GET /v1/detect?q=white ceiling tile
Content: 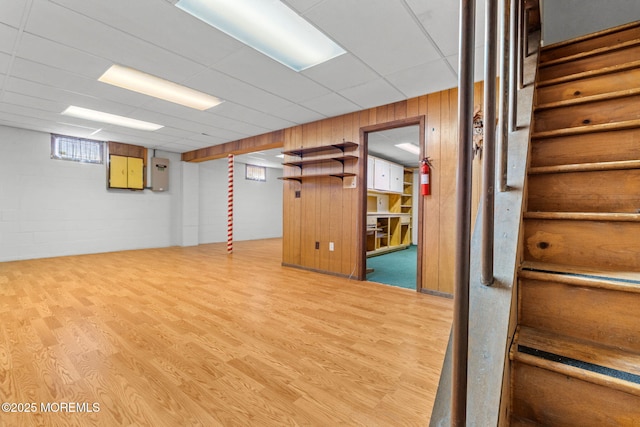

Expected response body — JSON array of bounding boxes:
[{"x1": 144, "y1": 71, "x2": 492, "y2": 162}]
[
  {"x1": 213, "y1": 47, "x2": 331, "y2": 103},
  {"x1": 385, "y1": 59, "x2": 457, "y2": 98},
  {"x1": 302, "y1": 53, "x2": 378, "y2": 92},
  {"x1": 153, "y1": 141, "x2": 202, "y2": 153},
  {"x1": 411, "y1": 0, "x2": 486, "y2": 57},
  {"x1": 6, "y1": 63, "x2": 149, "y2": 114},
  {"x1": 187, "y1": 68, "x2": 298, "y2": 113},
  {"x1": 273, "y1": 103, "x2": 325, "y2": 125},
  {"x1": 306, "y1": 0, "x2": 440, "y2": 75},
  {"x1": 0, "y1": 23, "x2": 18, "y2": 54},
  {"x1": 3, "y1": 90, "x2": 66, "y2": 114},
  {"x1": 446, "y1": 46, "x2": 486, "y2": 83},
  {"x1": 339, "y1": 78, "x2": 405, "y2": 110},
  {"x1": 49, "y1": 0, "x2": 243, "y2": 67},
  {"x1": 0, "y1": 2, "x2": 26, "y2": 28},
  {"x1": 299, "y1": 92, "x2": 361, "y2": 118},
  {"x1": 0, "y1": 52, "x2": 10, "y2": 74},
  {"x1": 25, "y1": 0, "x2": 206, "y2": 82},
  {"x1": 214, "y1": 102, "x2": 296, "y2": 131},
  {"x1": 284, "y1": 0, "x2": 326, "y2": 14},
  {"x1": 16, "y1": 32, "x2": 110, "y2": 78}
]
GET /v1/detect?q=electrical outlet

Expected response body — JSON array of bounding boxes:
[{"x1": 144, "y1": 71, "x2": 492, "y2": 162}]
[
  {"x1": 343, "y1": 176, "x2": 357, "y2": 189},
  {"x1": 315, "y1": 241, "x2": 320, "y2": 250},
  {"x1": 329, "y1": 242, "x2": 334, "y2": 251}
]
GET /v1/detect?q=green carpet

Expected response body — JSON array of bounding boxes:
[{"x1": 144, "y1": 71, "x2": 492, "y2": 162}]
[{"x1": 366, "y1": 245, "x2": 417, "y2": 290}]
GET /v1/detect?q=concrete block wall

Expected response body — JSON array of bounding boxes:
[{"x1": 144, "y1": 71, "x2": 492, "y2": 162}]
[
  {"x1": 0, "y1": 125, "x2": 180, "y2": 261},
  {"x1": 198, "y1": 157, "x2": 283, "y2": 244},
  {"x1": 0, "y1": 125, "x2": 283, "y2": 262}
]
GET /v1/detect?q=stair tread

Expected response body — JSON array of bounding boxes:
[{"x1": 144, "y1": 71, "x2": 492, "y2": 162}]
[
  {"x1": 540, "y1": 39, "x2": 640, "y2": 68},
  {"x1": 532, "y1": 118, "x2": 640, "y2": 139},
  {"x1": 536, "y1": 87, "x2": 640, "y2": 111},
  {"x1": 512, "y1": 347, "x2": 640, "y2": 398},
  {"x1": 529, "y1": 159, "x2": 640, "y2": 174},
  {"x1": 520, "y1": 261, "x2": 640, "y2": 285},
  {"x1": 536, "y1": 59, "x2": 640, "y2": 87},
  {"x1": 524, "y1": 212, "x2": 640, "y2": 222},
  {"x1": 509, "y1": 416, "x2": 543, "y2": 427},
  {"x1": 516, "y1": 326, "x2": 640, "y2": 379}
]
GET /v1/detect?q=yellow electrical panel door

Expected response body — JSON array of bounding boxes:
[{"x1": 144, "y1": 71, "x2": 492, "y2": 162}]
[
  {"x1": 110, "y1": 155, "x2": 128, "y2": 188},
  {"x1": 127, "y1": 157, "x2": 144, "y2": 190}
]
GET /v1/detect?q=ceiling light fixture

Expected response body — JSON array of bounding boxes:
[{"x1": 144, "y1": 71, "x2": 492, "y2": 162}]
[
  {"x1": 61, "y1": 106, "x2": 164, "y2": 131},
  {"x1": 395, "y1": 142, "x2": 420, "y2": 155},
  {"x1": 99, "y1": 64, "x2": 223, "y2": 110},
  {"x1": 175, "y1": 0, "x2": 346, "y2": 72}
]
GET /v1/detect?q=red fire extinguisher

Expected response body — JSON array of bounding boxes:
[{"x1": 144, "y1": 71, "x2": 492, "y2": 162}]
[{"x1": 420, "y1": 157, "x2": 432, "y2": 196}]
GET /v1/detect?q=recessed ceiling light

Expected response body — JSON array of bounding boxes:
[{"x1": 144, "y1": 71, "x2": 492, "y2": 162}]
[
  {"x1": 175, "y1": 0, "x2": 346, "y2": 72},
  {"x1": 61, "y1": 106, "x2": 163, "y2": 131},
  {"x1": 99, "y1": 65, "x2": 223, "y2": 111},
  {"x1": 395, "y1": 142, "x2": 420, "y2": 155}
]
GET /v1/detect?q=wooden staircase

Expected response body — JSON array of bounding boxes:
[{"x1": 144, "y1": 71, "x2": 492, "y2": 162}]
[{"x1": 509, "y1": 21, "x2": 640, "y2": 426}]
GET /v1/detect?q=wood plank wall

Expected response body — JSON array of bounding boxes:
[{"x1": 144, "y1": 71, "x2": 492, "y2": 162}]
[
  {"x1": 282, "y1": 83, "x2": 484, "y2": 295},
  {"x1": 182, "y1": 83, "x2": 484, "y2": 295}
]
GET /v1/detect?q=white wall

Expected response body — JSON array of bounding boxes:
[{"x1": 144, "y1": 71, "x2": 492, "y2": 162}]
[
  {"x1": 0, "y1": 125, "x2": 182, "y2": 262},
  {"x1": 541, "y1": 0, "x2": 640, "y2": 45},
  {"x1": 199, "y1": 158, "x2": 283, "y2": 244}
]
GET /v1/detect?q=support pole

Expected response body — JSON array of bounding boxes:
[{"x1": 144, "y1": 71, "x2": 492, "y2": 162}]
[
  {"x1": 509, "y1": 0, "x2": 518, "y2": 131},
  {"x1": 227, "y1": 154, "x2": 234, "y2": 254},
  {"x1": 453, "y1": 0, "x2": 475, "y2": 424},
  {"x1": 481, "y1": 0, "x2": 498, "y2": 286},
  {"x1": 499, "y1": 0, "x2": 511, "y2": 192}
]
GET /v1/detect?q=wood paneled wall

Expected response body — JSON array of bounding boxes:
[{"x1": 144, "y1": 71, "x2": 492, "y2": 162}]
[
  {"x1": 183, "y1": 84, "x2": 484, "y2": 295},
  {"x1": 282, "y1": 83, "x2": 484, "y2": 295}
]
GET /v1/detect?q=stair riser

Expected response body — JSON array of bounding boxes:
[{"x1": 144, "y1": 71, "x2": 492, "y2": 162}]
[
  {"x1": 538, "y1": 44, "x2": 640, "y2": 82},
  {"x1": 531, "y1": 128, "x2": 640, "y2": 167},
  {"x1": 520, "y1": 278, "x2": 640, "y2": 353},
  {"x1": 512, "y1": 361, "x2": 640, "y2": 426},
  {"x1": 540, "y1": 24, "x2": 640, "y2": 63},
  {"x1": 527, "y1": 169, "x2": 640, "y2": 213},
  {"x1": 534, "y1": 94, "x2": 640, "y2": 133},
  {"x1": 523, "y1": 219, "x2": 640, "y2": 271},
  {"x1": 536, "y1": 67, "x2": 640, "y2": 105}
]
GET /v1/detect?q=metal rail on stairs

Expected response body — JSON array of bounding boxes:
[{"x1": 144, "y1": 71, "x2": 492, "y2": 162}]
[{"x1": 452, "y1": 0, "x2": 534, "y2": 424}]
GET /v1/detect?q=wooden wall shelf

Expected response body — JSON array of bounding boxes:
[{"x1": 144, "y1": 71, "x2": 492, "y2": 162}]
[
  {"x1": 282, "y1": 141, "x2": 357, "y2": 157},
  {"x1": 279, "y1": 172, "x2": 356, "y2": 182},
  {"x1": 283, "y1": 155, "x2": 358, "y2": 168},
  {"x1": 281, "y1": 141, "x2": 358, "y2": 182}
]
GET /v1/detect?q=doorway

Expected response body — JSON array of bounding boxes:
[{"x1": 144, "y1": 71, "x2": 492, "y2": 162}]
[{"x1": 360, "y1": 118, "x2": 425, "y2": 291}]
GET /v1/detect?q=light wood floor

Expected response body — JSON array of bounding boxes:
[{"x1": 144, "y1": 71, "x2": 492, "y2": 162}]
[{"x1": 0, "y1": 239, "x2": 453, "y2": 426}]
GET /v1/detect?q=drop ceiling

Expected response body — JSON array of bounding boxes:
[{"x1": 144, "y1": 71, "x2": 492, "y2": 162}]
[{"x1": 0, "y1": 0, "x2": 491, "y2": 154}]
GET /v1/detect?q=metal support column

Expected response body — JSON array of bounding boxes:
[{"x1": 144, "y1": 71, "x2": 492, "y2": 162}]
[
  {"x1": 481, "y1": 0, "x2": 498, "y2": 286},
  {"x1": 499, "y1": 0, "x2": 511, "y2": 191},
  {"x1": 453, "y1": 0, "x2": 475, "y2": 424},
  {"x1": 509, "y1": 0, "x2": 518, "y2": 131}
]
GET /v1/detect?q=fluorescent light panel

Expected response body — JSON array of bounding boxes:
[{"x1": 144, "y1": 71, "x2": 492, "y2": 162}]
[
  {"x1": 175, "y1": 0, "x2": 346, "y2": 71},
  {"x1": 62, "y1": 106, "x2": 163, "y2": 131},
  {"x1": 99, "y1": 65, "x2": 223, "y2": 110},
  {"x1": 395, "y1": 142, "x2": 420, "y2": 155}
]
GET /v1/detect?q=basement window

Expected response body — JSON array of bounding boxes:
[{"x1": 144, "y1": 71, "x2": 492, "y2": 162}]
[
  {"x1": 51, "y1": 134, "x2": 104, "y2": 164},
  {"x1": 245, "y1": 164, "x2": 266, "y2": 182}
]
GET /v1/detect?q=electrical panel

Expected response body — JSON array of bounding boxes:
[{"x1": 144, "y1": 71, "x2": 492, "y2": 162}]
[{"x1": 151, "y1": 157, "x2": 169, "y2": 192}]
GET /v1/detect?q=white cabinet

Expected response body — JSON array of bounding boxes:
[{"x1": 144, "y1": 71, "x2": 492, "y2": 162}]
[
  {"x1": 367, "y1": 156, "x2": 375, "y2": 189},
  {"x1": 368, "y1": 156, "x2": 403, "y2": 193},
  {"x1": 373, "y1": 157, "x2": 390, "y2": 191},
  {"x1": 389, "y1": 162, "x2": 404, "y2": 193}
]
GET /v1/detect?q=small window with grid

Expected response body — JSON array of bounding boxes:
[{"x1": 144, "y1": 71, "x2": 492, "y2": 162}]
[
  {"x1": 51, "y1": 134, "x2": 104, "y2": 164},
  {"x1": 245, "y1": 164, "x2": 266, "y2": 181}
]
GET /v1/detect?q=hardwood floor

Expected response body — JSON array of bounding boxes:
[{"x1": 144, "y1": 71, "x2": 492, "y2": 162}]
[{"x1": 0, "y1": 239, "x2": 453, "y2": 426}]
